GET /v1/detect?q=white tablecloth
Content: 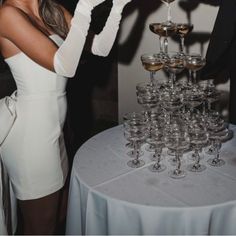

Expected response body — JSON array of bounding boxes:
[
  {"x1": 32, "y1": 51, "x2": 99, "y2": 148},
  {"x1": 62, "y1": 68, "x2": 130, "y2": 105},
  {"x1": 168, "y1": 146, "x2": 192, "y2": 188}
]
[{"x1": 66, "y1": 124, "x2": 236, "y2": 235}]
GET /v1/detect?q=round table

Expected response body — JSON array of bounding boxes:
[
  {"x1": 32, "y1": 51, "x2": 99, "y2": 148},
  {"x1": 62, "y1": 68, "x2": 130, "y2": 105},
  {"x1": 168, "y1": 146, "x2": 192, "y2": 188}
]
[{"x1": 66, "y1": 124, "x2": 236, "y2": 235}]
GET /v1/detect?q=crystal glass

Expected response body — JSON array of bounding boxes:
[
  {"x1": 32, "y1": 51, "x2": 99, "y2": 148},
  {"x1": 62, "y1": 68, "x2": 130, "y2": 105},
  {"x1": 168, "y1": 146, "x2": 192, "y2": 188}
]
[
  {"x1": 141, "y1": 53, "x2": 165, "y2": 86},
  {"x1": 149, "y1": 22, "x2": 177, "y2": 54},
  {"x1": 136, "y1": 82, "x2": 159, "y2": 115},
  {"x1": 146, "y1": 121, "x2": 166, "y2": 172},
  {"x1": 160, "y1": 90, "x2": 183, "y2": 128},
  {"x1": 176, "y1": 23, "x2": 193, "y2": 55},
  {"x1": 124, "y1": 118, "x2": 148, "y2": 168},
  {"x1": 207, "y1": 135, "x2": 225, "y2": 167},
  {"x1": 164, "y1": 51, "x2": 185, "y2": 90},
  {"x1": 184, "y1": 54, "x2": 206, "y2": 87},
  {"x1": 123, "y1": 111, "x2": 146, "y2": 148},
  {"x1": 198, "y1": 80, "x2": 221, "y2": 116},
  {"x1": 165, "y1": 131, "x2": 190, "y2": 179},
  {"x1": 205, "y1": 112, "x2": 232, "y2": 167},
  {"x1": 187, "y1": 122, "x2": 208, "y2": 172}
]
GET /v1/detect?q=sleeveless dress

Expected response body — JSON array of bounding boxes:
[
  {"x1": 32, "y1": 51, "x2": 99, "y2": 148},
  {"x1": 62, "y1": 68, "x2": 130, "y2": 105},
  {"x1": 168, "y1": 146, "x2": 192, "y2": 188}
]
[{"x1": 1, "y1": 35, "x2": 68, "y2": 200}]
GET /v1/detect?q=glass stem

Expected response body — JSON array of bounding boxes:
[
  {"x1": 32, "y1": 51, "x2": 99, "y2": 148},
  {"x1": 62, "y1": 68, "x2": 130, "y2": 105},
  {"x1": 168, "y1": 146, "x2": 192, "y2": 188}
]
[
  {"x1": 188, "y1": 70, "x2": 192, "y2": 86},
  {"x1": 180, "y1": 37, "x2": 185, "y2": 54},
  {"x1": 159, "y1": 36, "x2": 164, "y2": 53},
  {"x1": 193, "y1": 71, "x2": 197, "y2": 84},
  {"x1": 167, "y1": 4, "x2": 171, "y2": 22},
  {"x1": 150, "y1": 72, "x2": 155, "y2": 86},
  {"x1": 170, "y1": 73, "x2": 176, "y2": 89},
  {"x1": 164, "y1": 37, "x2": 168, "y2": 54},
  {"x1": 176, "y1": 152, "x2": 181, "y2": 172}
]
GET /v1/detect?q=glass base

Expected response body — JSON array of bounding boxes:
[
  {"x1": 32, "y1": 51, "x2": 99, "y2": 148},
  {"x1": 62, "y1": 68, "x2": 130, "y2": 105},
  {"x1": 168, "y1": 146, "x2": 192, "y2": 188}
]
[
  {"x1": 127, "y1": 159, "x2": 145, "y2": 168},
  {"x1": 127, "y1": 150, "x2": 144, "y2": 158},
  {"x1": 168, "y1": 169, "x2": 186, "y2": 179},
  {"x1": 149, "y1": 163, "x2": 166, "y2": 172},
  {"x1": 207, "y1": 158, "x2": 225, "y2": 167},
  {"x1": 187, "y1": 163, "x2": 206, "y2": 172}
]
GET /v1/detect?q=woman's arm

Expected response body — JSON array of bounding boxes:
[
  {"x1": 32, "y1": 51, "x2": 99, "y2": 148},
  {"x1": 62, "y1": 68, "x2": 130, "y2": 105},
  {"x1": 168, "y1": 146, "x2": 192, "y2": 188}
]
[
  {"x1": 91, "y1": 0, "x2": 132, "y2": 56},
  {"x1": 0, "y1": 0, "x2": 106, "y2": 78}
]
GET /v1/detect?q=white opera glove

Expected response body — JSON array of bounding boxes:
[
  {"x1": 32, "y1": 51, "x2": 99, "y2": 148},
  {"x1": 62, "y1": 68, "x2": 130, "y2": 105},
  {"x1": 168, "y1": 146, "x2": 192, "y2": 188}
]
[
  {"x1": 54, "y1": 0, "x2": 106, "y2": 77},
  {"x1": 91, "y1": 0, "x2": 132, "y2": 56}
]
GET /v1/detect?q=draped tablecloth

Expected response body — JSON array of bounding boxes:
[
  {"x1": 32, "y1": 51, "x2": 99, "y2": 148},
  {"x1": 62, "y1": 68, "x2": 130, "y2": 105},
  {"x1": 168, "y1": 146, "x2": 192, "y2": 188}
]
[{"x1": 66, "y1": 124, "x2": 236, "y2": 235}]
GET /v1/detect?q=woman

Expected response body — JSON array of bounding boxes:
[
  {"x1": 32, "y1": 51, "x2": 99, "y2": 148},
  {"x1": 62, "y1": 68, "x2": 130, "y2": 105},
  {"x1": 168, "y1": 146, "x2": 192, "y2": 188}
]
[{"x1": 0, "y1": 0, "x2": 131, "y2": 234}]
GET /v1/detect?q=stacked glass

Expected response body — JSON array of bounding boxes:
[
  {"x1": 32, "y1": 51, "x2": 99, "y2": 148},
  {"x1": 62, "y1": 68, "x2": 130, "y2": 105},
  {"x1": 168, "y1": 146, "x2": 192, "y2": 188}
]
[{"x1": 121, "y1": 0, "x2": 232, "y2": 178}]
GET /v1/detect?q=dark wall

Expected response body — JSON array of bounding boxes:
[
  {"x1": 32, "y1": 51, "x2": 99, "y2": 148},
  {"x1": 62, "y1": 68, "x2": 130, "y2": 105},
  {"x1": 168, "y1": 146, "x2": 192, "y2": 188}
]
[{"x1": 56, "y1": 0, "x2": 118, "y2": 160}]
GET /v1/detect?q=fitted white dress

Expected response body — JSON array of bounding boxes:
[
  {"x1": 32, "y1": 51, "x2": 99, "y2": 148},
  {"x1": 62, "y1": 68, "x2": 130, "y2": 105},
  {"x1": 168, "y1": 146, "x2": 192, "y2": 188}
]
[{"x1": 1, "y1": 35, "x2": 68, "y2": 200}]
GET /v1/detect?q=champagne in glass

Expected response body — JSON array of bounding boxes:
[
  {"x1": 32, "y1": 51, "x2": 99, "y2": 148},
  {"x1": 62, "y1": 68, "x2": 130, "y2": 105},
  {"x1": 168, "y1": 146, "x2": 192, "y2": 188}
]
[
  {"x1": 149, "y1": 22, "x2": 177, "y2": 54},
  {"x1": 184, "y1": 54, "x2": 206, "y2": 87},
  {"x1": 141, "y1": 53, "x2": 165, "y2": 86},
  {"x1": 164, "y1": 52, "x2": 185, "y2": 90},
  {"x1": 176, "y1": 23, "x2": 194, "y2": 55}
]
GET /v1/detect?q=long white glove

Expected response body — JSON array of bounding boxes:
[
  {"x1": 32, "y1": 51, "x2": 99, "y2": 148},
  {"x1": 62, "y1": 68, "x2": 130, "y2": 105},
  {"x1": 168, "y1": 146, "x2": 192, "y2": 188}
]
[
  {"x1": 91, "y1": 0, "x2": 132, "y2": 56},
  {"x1": 54, "y1": 0, "x2": 106, "y2": 77}
]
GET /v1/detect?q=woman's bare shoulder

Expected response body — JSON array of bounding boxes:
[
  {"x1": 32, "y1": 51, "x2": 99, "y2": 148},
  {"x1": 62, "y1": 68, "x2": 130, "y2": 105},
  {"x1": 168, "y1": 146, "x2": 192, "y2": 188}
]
[
  {"x1": 0, "y1": 5, "x2": 29, "y2": 36},
  {"x1": 0, "y1": 4, "x2": 26, "y2": 18}
]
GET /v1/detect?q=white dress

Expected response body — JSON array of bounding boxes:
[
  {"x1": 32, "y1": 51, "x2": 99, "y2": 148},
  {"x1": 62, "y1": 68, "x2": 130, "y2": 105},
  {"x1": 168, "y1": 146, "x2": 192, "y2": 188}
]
[{"x1": 1, "y1": 35, "x2": 68, "y2": 200}]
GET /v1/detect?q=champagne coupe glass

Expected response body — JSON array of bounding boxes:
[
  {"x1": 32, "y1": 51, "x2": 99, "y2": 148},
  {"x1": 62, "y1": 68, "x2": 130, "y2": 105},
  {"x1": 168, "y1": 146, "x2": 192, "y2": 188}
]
[
  {"x1": 182, "y1": 87, "x2": 204, "y2": 121},
  {"x1": 136, "y1": 82, "x2": 159, "y2": 119},
  {"x1": 149, "y1": 22, "x2": 177, "y2": 54},
  {"x1": 204, "y1": 111, "x2": 224, "y2": 155},
  {"x1": 147, "y1": 121, "x2": 166, "y2": 172},
  {"x1": 123, "y1": 111, "x2": 145, "y2": 149},
  {"x1": 207, "y1": 116, "x2": 230, "y2": 167},
  {"x1": 123, "y1": 111, "x2": 146, "y2": 157},
  {"x1": 176, "y1": 23, "x2": 194, "y2": 56},
  {"x1": 187, "y1": 122, "x2": 208, "y2": 172},
  {"x1": 165, "y1": 130, "x2": 190, "y2": 179},
  {"x1": 184, "y1": 54, "x2": 206, "y2": 88},
  {"x1": 164, "y1": 51, "x2": 185, "y2": 91},
  {"x1": 207, "y1": 131, "x2": 227, "y2": 167},
  {"x1": 161, "y1": 90, "x2": 183, "y2": 128},
  {"x1": 124, "y1": 117, "x2": 148, "y2": 168},
  {"x1": 198, "y1": 80, "x2": 221, "y2": 116},
  {"x1": 141, "y1": 53, "x2": 165, "y2": 86}
]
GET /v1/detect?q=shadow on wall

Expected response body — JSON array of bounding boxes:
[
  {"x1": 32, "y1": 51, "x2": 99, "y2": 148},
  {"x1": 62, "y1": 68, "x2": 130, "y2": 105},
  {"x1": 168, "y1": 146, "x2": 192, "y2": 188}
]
[
  {"x1": 118, "y1": 0, "x2": 220, "y2": 65},
  {"x1": 57, "y1": 0, "x2": 119, "y2": 161}
]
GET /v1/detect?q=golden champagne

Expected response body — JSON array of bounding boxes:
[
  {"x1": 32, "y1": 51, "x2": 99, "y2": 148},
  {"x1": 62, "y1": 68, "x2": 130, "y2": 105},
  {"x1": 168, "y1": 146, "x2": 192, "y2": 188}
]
[
  {"x1": 185, "y1": 63, "x2": 205, "y2": 71},
  {"x1": 176, "y1": 24, "x2": 193, "y2": 37},
  {"x1": 142, "y1": 61, "x2": 164, "y2": 72},
  {"x1": 149, "y1": 23, "x2": 177, "y2": 37}
]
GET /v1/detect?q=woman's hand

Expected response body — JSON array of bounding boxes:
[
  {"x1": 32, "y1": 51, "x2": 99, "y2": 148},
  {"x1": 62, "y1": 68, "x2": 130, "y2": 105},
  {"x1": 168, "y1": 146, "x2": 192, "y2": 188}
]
[
  {"x1": 79, "y1": 0, "x2": 108, "y2": 9},
  {"x1": 112, "y1": 0, "x2": 132, "y2": 12}
]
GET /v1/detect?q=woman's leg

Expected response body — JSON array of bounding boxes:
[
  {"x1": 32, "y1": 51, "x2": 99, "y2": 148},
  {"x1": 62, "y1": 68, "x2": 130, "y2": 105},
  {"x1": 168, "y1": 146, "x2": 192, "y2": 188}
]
[{"x1": 18, "y1": 190, "x2": 61, "y2": 235}]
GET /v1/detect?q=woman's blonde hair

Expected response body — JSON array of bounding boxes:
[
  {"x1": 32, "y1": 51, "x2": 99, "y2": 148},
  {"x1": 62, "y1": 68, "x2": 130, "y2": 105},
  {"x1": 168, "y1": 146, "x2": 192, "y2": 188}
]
[{"x1": 0, "y1": 0, "x2": 69, "y2": 38}]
